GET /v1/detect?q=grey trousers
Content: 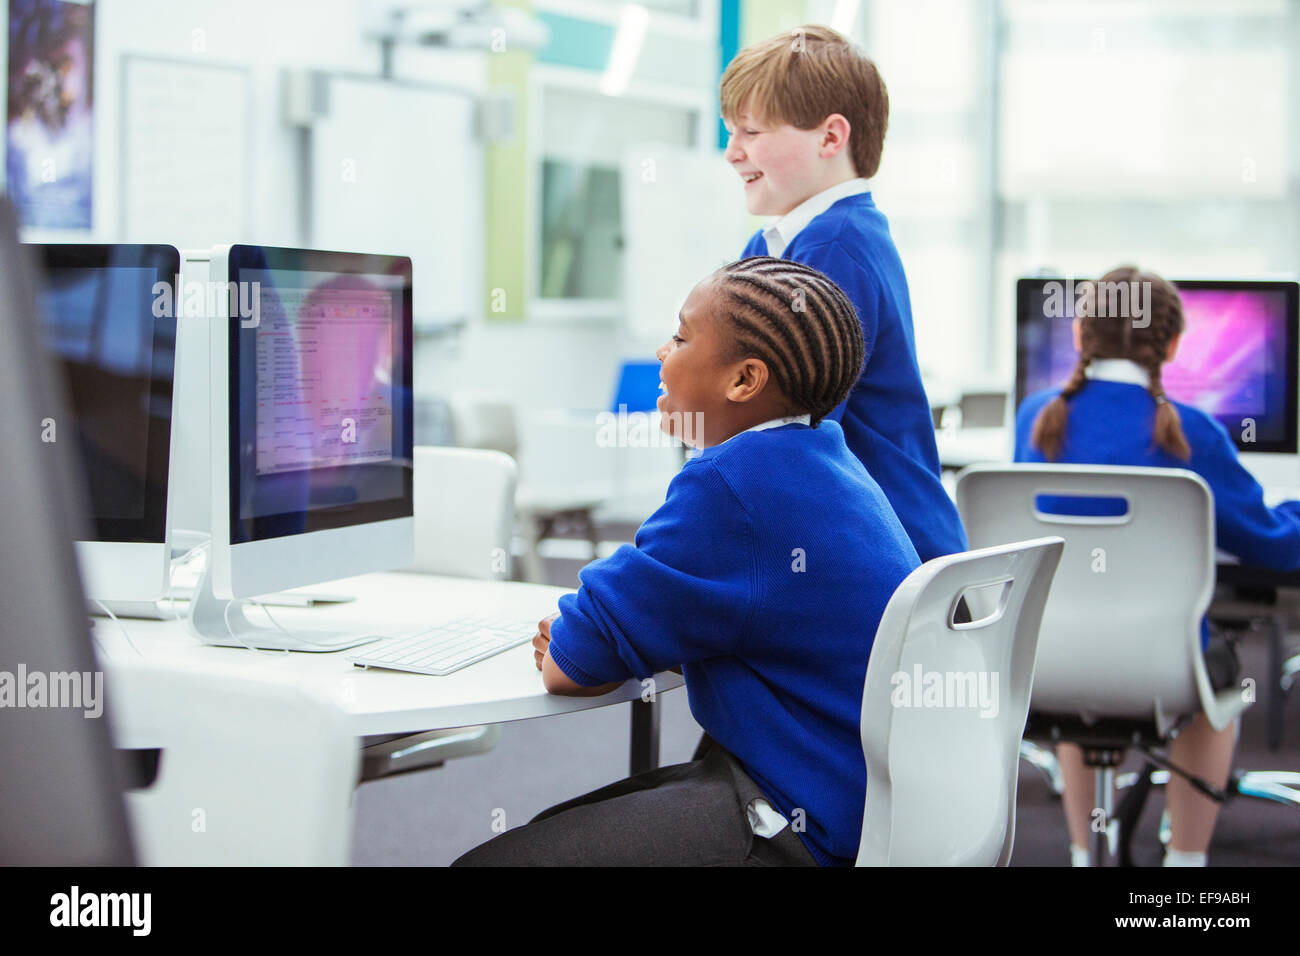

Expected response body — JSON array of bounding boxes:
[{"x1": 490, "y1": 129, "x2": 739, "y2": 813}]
[{"x1": 451, "y1": 745, "x2": 819, "y2": 867}]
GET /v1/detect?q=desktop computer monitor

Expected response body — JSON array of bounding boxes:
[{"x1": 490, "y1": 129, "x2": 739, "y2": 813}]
[
  {"x1": 29, "y1": 242, "x2": 181, "y2": 604},
  {"x1": 1016, "y1": 277, "x2": 1300, "y2": 486},
  {"x1": 195, "y1": 244, "x2": 414, "y2": 650}
]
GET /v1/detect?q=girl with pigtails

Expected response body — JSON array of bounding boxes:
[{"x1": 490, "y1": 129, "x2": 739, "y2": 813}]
[{"x1": 1015, "y1": 265, "x2": 1300, "y2": 867}]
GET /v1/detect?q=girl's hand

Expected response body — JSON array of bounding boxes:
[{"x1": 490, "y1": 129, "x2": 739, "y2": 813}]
[{"x1": 533, "y1": 612, "x2": 560, "y2": 671}]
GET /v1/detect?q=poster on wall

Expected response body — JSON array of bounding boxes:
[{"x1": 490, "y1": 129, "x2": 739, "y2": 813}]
[{"x1": 6, "y1": 0, "x2": 95, "y2": 230}]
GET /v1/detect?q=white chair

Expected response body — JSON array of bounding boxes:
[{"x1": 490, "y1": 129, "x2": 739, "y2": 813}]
[
  {"x1": 954, "y1": 464, "x2": 1298, "y2": 866},
  {"x1": 857, "y1": 536, "x2": 1064, "y2": 866},
  {"x1": 358, "y1": 445, "x2": 519, "y2": 781},
  {"x1": 409, "y1": 445, "x2": 517, "y2": 578},
  {"x1": 446, "y1": 391, "x2": 607, "y2": 584},
  {"x1": 113, "y1": 665, "x2": 358, "y2": 865}
]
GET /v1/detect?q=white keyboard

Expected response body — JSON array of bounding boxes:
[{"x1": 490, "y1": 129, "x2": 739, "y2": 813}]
[{"x1": 349, "y1": 614, "x2": 538, "y2": 676}]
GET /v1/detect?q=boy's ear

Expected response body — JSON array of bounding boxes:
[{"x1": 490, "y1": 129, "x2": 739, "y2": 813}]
[
  {"x1": 725, "y1": 357, "x2": 770, "y2": 404},
  {"x1": 819, "y1": 113, "x2": 851, "y2": 159}
]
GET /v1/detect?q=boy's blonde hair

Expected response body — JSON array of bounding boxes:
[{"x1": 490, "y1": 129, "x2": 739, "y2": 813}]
[{"x1": 720, "y1": 24, "x2": 889, "y2": 179}]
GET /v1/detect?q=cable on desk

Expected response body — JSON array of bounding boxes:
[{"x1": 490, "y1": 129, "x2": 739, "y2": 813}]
[
  {"x1": 164, "y1": 535, "x2": 210, "y2": 623},
  {"x1": 92, "y1": 599, "x2": 144, "y2": 659}
]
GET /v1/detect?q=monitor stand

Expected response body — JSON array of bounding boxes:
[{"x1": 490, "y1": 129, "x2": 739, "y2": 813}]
[{"x1": 186, "y1": 562, "x2": 380, "y2": 653}]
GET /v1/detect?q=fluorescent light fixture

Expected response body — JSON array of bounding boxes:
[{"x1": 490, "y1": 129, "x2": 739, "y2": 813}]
[
  {"x1": 600, "y1": 4, "x2": 649, "y2": 97},
  {"x1": 831, "y1": 0, "x2": 861, "y2": 35}
]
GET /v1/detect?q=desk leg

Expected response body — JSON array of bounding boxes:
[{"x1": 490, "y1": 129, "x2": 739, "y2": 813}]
[
  {"x1": 629, "y1": 697, "x2": 660, "y2": 776},
  {"x1": 1268, "y1": 614, "x2": 1284, "y2": 752}
]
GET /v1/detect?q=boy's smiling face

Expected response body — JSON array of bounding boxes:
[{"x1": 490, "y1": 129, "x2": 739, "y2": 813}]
[
  {"x1": 655, "y1": 276, "x2": 794, "y2": 448},
  {"x1": 723, "y1": 105, "x2": 852, "y2": 217}
]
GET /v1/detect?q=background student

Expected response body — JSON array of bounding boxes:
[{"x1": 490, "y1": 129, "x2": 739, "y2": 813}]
[
  {"x1": 1015, "y1": 264, "x2": 1300, "y2": 866},
  {"x1": 453, "y1": 257, "x2": 920, "y2": 867},
  {"x1": 719, "y1": 24, "x2": 966, "y2": 563}
]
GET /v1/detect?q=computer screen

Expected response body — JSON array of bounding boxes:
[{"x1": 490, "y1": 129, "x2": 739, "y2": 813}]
[
  {"x1": 1016, "y1": 278, "x2": 1300, "y2": 454},
  {"x1": 31, "y1": 244, "x2": 179, "y2": 542},
  {"x1": 224, "y1": 245, "x2": 414, "y2": 545}
]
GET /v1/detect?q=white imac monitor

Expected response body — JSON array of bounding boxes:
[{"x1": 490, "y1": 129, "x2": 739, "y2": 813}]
[
  {"x1": 29, "y1": 243, "x2": 180, "y2": 606},
  {"x1": 190, "y1": 244, "x2": 414, "y2": 651}
]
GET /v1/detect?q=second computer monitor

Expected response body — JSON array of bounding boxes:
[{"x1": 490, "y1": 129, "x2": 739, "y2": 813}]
[
  {"x1": 31, "y1": 242, "x2": 180, "y2": 603},
  {"x1": 1016, "y1": 277, "x2": 1300, "y2": 457},
  {"x1": 209, "y1": 244, "x2": 414, "y2": 600}
]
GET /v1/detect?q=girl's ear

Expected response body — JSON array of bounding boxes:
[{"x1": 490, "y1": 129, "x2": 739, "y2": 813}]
[
  {"x1": 1165, "y1": 332, "x2": 1181, "y2": 363},
  {"x1": 725, "y1": 357, "x2": 770, "y2": 404},
  {"x1": 1071, "y1": 317, "x2": 1083, "y2": 353}
]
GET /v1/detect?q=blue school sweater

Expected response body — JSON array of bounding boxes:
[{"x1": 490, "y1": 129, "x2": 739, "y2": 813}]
[
  {"x1": 742, "y1": 192, "x2": 967, "y2": 563},
  {"x1": 1015, "y1": 379, "x2": 1300, "y2": 571},
  {"x1": 547, "y1": 420, "x2": 921, "y2": 866}
]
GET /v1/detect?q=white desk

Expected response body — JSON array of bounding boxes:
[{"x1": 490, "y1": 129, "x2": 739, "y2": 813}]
[{"x1": 96, "y1": 571, "x2": 683, "y2": 864}]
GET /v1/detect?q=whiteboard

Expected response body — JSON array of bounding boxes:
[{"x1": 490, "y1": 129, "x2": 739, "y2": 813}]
[
  {"x1": 621, "y1": 143, "x2": 753, "y2": 343},
  {"x1": 309, "y1": 76, "x2": 477, "y2": 327},
  {"x1": 120, "y1": 56, "x2": 251, "y2": 246}
]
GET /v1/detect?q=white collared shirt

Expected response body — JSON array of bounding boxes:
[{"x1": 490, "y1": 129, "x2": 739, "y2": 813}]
[
  {"x1": 742, "y1": 413, "x2": 812, "y2": 435},
  {"x1": 762, "y1": 178, "x2": 872, "y2": 258},
  {"x1": 1086, "y1": 358, "x2": 1151, "y2": 388}
]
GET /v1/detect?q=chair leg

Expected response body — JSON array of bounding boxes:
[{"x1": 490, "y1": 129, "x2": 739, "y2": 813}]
[
  {"x1": 1267, "y1": 614, "x2": 1284, "y2": 751},
  {"x1": 1231, "y1": 770, "x2": 1300, "y2": 806},
  {"x1": 1114, "y1": 759, "x2": 1157, "y2": 867},
  {"x1": 1091, "y1": 765, "x2": 1117, "y2": 866}
]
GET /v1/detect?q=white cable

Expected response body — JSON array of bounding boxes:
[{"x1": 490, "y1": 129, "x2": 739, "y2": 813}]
[
  {"x1": 222, "y1": 595, "x2": 282, "y2": 657},
  {"x1": 246, "y1": 596, "x2": 349, "y2": 651},
  {"x1": 164, "y1": 538, "x2": 209, "y2": 623},
  {"x1": 92, "y1": 599, "x2": 144, "y2": 659}
]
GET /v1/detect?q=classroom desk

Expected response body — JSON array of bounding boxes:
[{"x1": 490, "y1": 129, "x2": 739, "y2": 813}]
[{"x1": 95, "y1": 571, "x2": 684, "y2": 864}]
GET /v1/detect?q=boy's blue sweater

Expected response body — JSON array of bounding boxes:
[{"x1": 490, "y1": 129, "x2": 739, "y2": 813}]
[
  {"x1": 1015, "y1": 380, "x2": 1300, "y2": 570},
  {"x1": 547, "y1": 420, "x2": 921, "y2": 866},
  {"x1": 742, "y1": 192, "x2": 967, "y2": 562}
]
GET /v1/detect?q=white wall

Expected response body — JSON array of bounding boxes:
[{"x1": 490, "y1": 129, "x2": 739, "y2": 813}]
[{"x1": 29, "y1": 0, "x2": 630, "y2": 416}]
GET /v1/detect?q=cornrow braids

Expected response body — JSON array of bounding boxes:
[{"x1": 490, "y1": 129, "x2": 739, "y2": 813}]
[
  {"x1": 711, "y1": 256, "x2": 866, "y2": 426},
  {"x1": 1030, "y1": 265, "x2": 1191, "y2": 461}
]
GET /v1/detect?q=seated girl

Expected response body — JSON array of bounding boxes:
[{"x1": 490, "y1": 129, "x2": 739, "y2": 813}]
[
  {"x1": 453, "y1": 257, "x2": 921, "y2": 867},
  {"x1": 1015, "y1": 264, "x2": 1300, "y2": 866}
]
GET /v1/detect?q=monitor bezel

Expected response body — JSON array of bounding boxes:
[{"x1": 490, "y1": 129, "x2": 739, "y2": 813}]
[
  {"x1": 223, "y1": 243, "x2": 415, "y2": 546},
  {"x1": 1015, "y1": 277, "x2": 1300, "y2": 456},
  {"x1": 30, "y1": 242, "x2": 180, "y2": 544}
]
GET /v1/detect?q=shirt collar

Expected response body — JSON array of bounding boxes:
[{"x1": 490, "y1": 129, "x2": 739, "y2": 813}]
[
  {"x1": 713, "y1": 414, "x2": 812, "y2": 448},
  {"x1": 1086, "y1": 358, "x2": 1151, "y2": 388},
  {"x1": 762, "y1": 178, "x2": 871, "y2": 258}
]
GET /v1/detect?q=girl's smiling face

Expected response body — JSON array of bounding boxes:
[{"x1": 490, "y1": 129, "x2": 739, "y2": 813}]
[{"x1": 655, "y1": 277, "x2": 791, "y2": 448}]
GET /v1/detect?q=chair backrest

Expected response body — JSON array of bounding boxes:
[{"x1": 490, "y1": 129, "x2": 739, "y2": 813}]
[
  {"x1": 409, "y1": 446, "x2": 517, "y2": 579},
  {"x1": 955, "y1": 464, "x2": 1242, "y2": 733},
  {"x1": 0, "y1": 199, "x2": 136, "y2": 864},
  {"x1": 858, "y1": 536, "x2": 1063, "y2": 867},
  {"x1": 112, "y1": 664, "x2": 357, "y2": 865},
  {"x1": 446, "y1": 392, "x2": 520, "y2": 458}
]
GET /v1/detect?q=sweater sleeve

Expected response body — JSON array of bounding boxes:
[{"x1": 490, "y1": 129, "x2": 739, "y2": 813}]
[
  {"x1": 1191, "y1": 419, "x2": 1300, "y2": 571},
  {"x1": 546, "y1": 459, "x2": 756, "y2": 686}
]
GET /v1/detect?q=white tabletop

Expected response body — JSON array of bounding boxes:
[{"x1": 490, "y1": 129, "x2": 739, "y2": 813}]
[{"x1": 96, "y1": 571, "x2": 684, "y2": 741}]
